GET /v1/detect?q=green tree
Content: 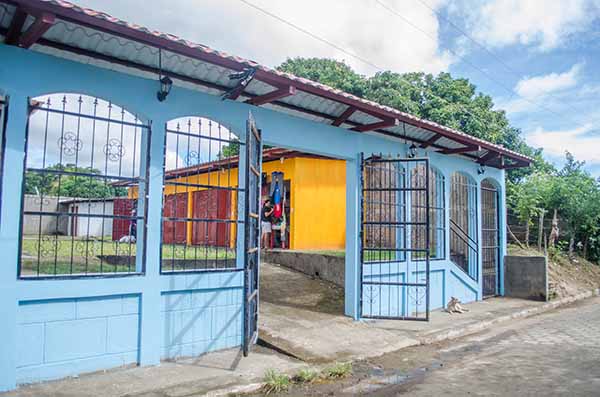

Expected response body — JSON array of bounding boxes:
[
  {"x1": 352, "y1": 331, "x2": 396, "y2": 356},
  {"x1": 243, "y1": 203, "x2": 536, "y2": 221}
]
[{"x1": 25, "y1": 164, "x2": 127, "y2": 198}]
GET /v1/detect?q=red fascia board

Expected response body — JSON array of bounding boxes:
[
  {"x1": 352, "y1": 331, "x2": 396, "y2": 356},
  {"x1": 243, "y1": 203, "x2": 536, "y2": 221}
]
[{"x1": 6, "y1": 0, "x2": 532, "y2": 166}]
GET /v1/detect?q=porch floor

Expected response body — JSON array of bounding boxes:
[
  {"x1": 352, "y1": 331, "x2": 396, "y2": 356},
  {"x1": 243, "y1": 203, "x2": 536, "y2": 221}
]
[{"x1": 259, "y1": 262, "x2": 543, "y2": 363}]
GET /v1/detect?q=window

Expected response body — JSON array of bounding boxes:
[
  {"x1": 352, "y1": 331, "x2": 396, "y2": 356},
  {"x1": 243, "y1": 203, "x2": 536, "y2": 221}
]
[
  {"x1": 449, "y1": 172, "x2": 478, "y2": 279},
  {"x1": 411, "y1": 164, "x2": 445, "y2": 260},
  {"x1": 19, "y1": 94, "x2": 149, "y2": 278},
  {"x1": 160, "y1": 117, "x2": 241, "y2": 272}
]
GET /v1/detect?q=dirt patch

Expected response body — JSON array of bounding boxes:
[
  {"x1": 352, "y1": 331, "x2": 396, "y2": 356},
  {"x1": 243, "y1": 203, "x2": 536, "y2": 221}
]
[{"x1": 508, "y1": 245, "x2": 600, "y2": 299}]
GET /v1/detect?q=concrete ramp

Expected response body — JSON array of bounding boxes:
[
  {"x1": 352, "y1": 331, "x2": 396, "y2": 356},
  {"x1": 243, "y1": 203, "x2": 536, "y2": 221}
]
[{"x1": 258, "y1": 263, "x2": 419, "y2": 362}]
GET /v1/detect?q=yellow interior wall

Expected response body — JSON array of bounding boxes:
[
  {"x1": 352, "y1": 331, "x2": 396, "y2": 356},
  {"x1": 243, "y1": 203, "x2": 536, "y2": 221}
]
[
  {"x1": 128, "y1": 155, "x2": 346, "y2": 250},
  {"x1": 290, "y1": 157, "x2": 346, "y2": 250}
]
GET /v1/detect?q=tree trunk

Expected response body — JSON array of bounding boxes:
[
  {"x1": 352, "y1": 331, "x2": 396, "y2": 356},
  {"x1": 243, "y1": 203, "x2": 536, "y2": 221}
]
[
  {"x1": 583, "y1": 235, "x2": 589, "y2": 260},
  {"x1": 549, "y1": 209, "x2": 559, "y2": 247},
  {"x1": 568, "y1": 234, "x2": 575, "y2": 259},
  {"x1": 507, "y1": 224, "x2": 526, "y2": 250},
  {"x1": 537, "y1": 210, "x2": 545, "y2": 252},
  {"x1": 525, "y1": 219, "x2": 530, "y2": 248}
]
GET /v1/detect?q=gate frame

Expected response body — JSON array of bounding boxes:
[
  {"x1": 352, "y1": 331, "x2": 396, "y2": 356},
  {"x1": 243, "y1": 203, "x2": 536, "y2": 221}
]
[
  {"x1": 481, "y1": 179, "x2": 501, "y2": 297},
  {"x1": 242, "y1": 113, "x2": 262, "y2": 356},
  {"x1": 359, "y1": 154, "x2": 431, "y2": 321}
]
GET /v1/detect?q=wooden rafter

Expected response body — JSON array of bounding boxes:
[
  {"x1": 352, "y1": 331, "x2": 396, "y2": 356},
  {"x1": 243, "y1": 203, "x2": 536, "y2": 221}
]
[
  {"x1": 420, "y1": 133, "x2": 442, "y2": 148},
  {"x1": 352, "y1": 118, "x2": 397, "y2": 133},
  {"x1": 438, "y1": 145, "x2": 481, "y2": 155},
  {"x1": 4, "y1": 7, "x2": 27, "y2": 45},
  {"x1": 246, "y1": 85, "x2": 296, "y2": 106},
  {"x1": 477, "y1": 150, "x2": 499, "y2": 164},
  {"x1": 18, "y1": 12, "x2": 55, "y2": 48},
  {"x1": 332, "y1": 106, "x2": 356, "y2": 127}
]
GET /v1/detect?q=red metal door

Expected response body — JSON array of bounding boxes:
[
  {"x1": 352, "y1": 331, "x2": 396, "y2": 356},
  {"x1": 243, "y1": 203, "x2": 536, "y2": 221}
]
[
  {"x1": 162, "y1": 193, "x2": 188, "y2": 244},
  {"x1": 112, "y1": 198, "x2": 136, "y2": 241},
  {"x1": 192, "y1": 189, "x2": 231, "y2": 247}
]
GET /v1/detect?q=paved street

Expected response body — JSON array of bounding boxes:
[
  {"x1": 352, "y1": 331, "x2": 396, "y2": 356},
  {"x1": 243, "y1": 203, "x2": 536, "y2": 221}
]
[{"x1": 285, "y1": 296, "x2": 600, "y2": 396}]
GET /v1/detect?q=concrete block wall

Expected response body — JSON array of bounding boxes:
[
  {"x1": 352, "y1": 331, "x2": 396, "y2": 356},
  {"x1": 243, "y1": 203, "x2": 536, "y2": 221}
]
[
  {"x1": 161, "y1": 287, "x2": 243, "y2": 359},
  {"x1": 16, "y1": 294, "x2": 140, "y2": 384}
]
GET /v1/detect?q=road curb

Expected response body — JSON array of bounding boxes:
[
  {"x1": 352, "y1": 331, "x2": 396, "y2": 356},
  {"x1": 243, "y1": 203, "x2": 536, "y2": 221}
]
[
  {"x1": 419, "y1": 288, "x2": 600, "y2": 345},
  {"x1": 202, "y1": 289, "x2": 600, "y2": 396}
]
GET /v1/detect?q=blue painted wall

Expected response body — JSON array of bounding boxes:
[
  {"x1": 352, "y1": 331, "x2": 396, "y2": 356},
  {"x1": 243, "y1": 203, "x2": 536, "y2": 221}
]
[{"x1": 0, "y1": 44, "x2": 506, "y2": 391}]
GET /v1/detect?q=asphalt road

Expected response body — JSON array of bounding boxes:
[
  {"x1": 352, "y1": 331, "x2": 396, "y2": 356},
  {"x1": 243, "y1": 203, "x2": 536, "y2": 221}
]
[{"x1": 285, "y1": 296, "x2": 600, "y2": 396}]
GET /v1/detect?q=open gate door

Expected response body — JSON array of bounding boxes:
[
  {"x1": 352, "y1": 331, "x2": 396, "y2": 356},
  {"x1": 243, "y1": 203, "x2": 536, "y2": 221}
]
[
  {"x1": 243, "y1": 113, "x2": 262, "y2": 356},
  {"x1": 360, "y1": 154, "x2": 431, "y2": 321}
]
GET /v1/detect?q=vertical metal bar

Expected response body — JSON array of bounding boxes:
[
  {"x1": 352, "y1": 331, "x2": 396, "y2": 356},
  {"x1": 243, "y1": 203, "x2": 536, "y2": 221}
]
[
  {"x1": 242, "y1": 116, "x2": 252, "y2": 357},
  {"x1": 358, "y1": 152, "x2": 365, "y2": 319},
  {"x1": 425, "y1": 160, "x2": 430, "y2": 321}
]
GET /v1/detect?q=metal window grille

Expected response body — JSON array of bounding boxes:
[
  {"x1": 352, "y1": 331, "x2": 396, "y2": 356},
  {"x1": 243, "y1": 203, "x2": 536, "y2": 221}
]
[
  {"x1": 411, "y1": 165, "x2": 445, "y2": 260},
  {"x1": 160, "y1": 117, "x2": 242, "y2": 272},
  {"x1": 19, "y1": 94, "x2": 150, "y2": 278},
  {"x1": 449, "y1": 172, "x2": 478, "y2": 280},
  {"x1": 481, "y1": 179, "x2": 499, "y2": 296}
]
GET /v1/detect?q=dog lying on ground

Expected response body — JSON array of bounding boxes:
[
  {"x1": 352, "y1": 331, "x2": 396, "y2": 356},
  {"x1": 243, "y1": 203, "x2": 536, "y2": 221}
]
[{"x1": 446, "y1": 297, "x2": 469, "y2": 314}]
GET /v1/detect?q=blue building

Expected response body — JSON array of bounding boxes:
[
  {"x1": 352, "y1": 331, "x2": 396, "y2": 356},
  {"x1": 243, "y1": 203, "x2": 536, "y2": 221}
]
[{"x1": 0, "y1": 0, "x2": 532, "y2": 391}]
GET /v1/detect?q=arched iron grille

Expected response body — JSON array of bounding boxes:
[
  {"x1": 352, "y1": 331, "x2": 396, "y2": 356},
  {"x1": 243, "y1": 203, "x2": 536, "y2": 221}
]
[
  {"x1": 19, "y1": 94, "x2": 150, "y2": 278},
  {"x1": 449, "y1": 172, "x2": 478, "y2": 280},
  {"x1": 481, "y1": 179, "x2": 500, "y2": 296},
  {"x1": 160, "y1": 117, "x2": 241, "y2": 272}
]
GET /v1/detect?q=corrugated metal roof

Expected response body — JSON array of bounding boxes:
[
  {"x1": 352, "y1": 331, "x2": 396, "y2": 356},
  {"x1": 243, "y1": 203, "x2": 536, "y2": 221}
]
[{"x1": 0, "y1": 0, "x2": 533, "y2": 168}]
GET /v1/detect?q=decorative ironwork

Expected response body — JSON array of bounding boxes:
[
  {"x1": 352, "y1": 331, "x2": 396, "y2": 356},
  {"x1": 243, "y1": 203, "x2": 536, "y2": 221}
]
[
  {"x1": 360, "y1": 155, "x2": 431, "y2": 321},
  {"x1": 103, "y1": 138, "x2": 125, "y2": 162},
  {"x1": 37, "y1": 235, "x2": 58, "y2": 258},
  {"x1": 185, "y1": 150, "x2": 200, "y2": 166},
  {"x1": 161, "y1": 116, "x2": 244, "y2": 272},
  {"x1": 57, "y1": 131, "x2": 83, "y2": 156},
  {"x1": 19, "y1": 94, "x2": 150, "y2": 278},
  {"x1": 450, "y1": 172, "x2": 479, "y2": 280}
]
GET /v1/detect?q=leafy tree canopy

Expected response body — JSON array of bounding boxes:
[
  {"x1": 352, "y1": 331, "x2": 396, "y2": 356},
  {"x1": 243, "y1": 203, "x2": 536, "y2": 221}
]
[{"x1": 25, "y1": 164, "x2": 127, "y2": 198}]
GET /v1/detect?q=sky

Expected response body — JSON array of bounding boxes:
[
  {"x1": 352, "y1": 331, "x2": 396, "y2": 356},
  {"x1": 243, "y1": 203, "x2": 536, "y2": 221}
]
[{"x1": 70, "y1": 0, "x2": 600, "y2": 176}]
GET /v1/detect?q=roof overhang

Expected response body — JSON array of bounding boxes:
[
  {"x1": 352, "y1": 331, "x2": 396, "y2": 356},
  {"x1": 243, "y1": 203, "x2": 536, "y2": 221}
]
[{"x1": 0, "y1": 0, "x2": 533, "y2": 169}]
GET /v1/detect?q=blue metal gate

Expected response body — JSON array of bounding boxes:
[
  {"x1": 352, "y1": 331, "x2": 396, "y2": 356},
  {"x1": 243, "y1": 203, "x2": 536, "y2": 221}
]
[
  {"x1": 243, "y1": 112, "x2": 262, "y2": 355},
  {"x1": 360, "y1": 155, "x2": 431, "y2": 321}
]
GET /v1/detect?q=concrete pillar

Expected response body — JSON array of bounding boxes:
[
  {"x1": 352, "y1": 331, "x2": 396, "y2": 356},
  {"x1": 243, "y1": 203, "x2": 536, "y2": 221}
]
[
  {"x1": 137, "y1": 117, "x2": 165, "y2": 366},
  {"x1": 0, "y1": 92, "x2": 28, "y2": 391},
  {"x1": 344, "y1": 156, "x2": 360, "y2": 319}
]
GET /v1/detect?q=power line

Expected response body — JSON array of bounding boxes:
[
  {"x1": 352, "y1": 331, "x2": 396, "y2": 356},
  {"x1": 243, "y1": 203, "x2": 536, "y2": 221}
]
[
  {"x1": 235, "y1": 0, "x2": 554, "y2": 150},
  {"x1": 237, "y1": 0, "x2": 384, "y2": 71},
  {"x1": 373, "y1": 0, "x2": 588, "y2": 128},
  {"x1": 414, "y1": 0, "x2": 589, "y2": 120}
]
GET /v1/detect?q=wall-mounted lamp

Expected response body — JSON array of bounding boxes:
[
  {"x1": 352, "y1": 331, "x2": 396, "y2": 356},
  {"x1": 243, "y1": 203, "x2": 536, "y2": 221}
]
[
  {"x1": 477, "y1": 164, "x2": 486, "y2": 175},
  {"x1": 157, "y1": 75, "x2": 173, "y2": 102},
  {"x1": 156, "y1": 49, "x2": 173, "y2": 102},
  {"x1": 407, "y1": 143, "x2": 417, "y2": 159}
]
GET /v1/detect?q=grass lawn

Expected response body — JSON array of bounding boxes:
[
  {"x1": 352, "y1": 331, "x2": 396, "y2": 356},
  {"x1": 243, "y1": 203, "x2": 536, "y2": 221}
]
[{"x1": 20, "y1": 235, "x2": 236, "y2": 276}]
